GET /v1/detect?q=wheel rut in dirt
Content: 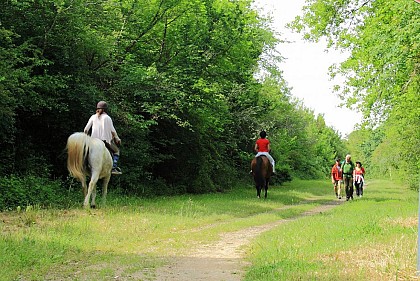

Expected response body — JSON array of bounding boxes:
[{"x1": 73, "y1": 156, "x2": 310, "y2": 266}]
[{"x1": 154, "y1": 199, "x2": 344, "y2": 281}]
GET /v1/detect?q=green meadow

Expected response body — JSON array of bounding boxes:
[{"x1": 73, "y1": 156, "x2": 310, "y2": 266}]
[
  {"x1": 244, "y1": 180, "x2": 419, "y2": 281},
  {"x1": 1, "y1": 179, "x2": 418, "y2": 280}
]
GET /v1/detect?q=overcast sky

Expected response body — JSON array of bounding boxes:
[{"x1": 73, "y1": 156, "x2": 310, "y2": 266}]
[{"x1": 253, "y1": 0, "x2": 362, "y2": 136}]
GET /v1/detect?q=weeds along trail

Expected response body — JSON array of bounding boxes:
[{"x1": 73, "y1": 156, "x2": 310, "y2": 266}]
[{"x1": 154, "y1": 199, "x2": 344, "y2": 281}]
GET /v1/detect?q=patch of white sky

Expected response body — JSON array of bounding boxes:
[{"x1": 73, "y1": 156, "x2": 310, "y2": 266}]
[{"x1": 253, "y1": 0, "x2": 362, "y2": 137}]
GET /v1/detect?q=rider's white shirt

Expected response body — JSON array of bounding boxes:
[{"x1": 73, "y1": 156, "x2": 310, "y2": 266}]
[{"x1": 84, "y1": 113, "x2": 116, "y2": 143}]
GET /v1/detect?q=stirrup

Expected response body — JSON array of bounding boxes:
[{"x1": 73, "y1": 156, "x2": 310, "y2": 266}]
[{"x1": 111, "y1": 167, "x2": 122, "y2": 175}]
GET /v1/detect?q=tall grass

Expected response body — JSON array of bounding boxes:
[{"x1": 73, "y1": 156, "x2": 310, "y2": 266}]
[{"x1": 0, "y1": 179, "x2": 417, "y2": 280}]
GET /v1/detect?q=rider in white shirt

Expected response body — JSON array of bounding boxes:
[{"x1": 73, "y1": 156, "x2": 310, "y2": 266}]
[{"x1": 84, "y1": 101, "x2": 122, "y2": 174}]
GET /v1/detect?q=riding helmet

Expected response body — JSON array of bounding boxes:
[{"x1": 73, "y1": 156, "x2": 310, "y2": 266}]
[{"x1": 96, "y1": 101, "x2": 108, "y2": 109}]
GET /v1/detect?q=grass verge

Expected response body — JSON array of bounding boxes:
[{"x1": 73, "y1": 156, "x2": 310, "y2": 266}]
[
  {"x1": 243, "y1": 179, "x2": 419, "y2": 281},
  {"x1": 0, "y1": 179, "x2": 417, "y2": 280}
]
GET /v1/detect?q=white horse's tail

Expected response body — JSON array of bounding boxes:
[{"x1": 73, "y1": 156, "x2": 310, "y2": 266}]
[{"x1": 67, "y1": 132, "x2": 89, "y2": 181}]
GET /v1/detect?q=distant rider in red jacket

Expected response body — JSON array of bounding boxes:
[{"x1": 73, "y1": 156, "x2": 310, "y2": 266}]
[{"x1": 253, "y1": 130, "x2": 275, "y2": 173}]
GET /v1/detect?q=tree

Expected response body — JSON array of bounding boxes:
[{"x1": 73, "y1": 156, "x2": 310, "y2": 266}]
[
  {"x1": 0, "y1": 0, "x2": 347, "y2": 202},
  {"x1": 291, "y1": 0, "x2": 420, "y2": 187}
]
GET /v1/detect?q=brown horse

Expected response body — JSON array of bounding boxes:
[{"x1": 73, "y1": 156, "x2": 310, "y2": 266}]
[{"x1": 251, "y1": 155, "x2": 273, "y2": 198}]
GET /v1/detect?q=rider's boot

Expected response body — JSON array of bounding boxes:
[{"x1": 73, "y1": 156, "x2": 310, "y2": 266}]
[{"x1": 111, "y1": 154, "x2": 122, "y2": 175}]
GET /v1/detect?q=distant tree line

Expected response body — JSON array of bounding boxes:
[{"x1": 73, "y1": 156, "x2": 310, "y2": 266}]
[
  {"x1": 0, "y1": 0, "x2": 347, "y2": 208},
  {"x1": 292, "y1": 0, "x2": 420, "y2": 188}
]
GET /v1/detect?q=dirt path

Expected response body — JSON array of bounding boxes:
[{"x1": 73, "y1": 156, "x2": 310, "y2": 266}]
[{"x1": 154, "y1": 199, "x2": 344, "y2": 281}]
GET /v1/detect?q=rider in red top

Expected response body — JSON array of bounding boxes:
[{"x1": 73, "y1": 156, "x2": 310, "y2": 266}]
[
  {"x1": 256, "y1": 138, "x2": 270, "y2": 152},
  {"x1": 253, "y1": 131, "x2": 275, "y2": 173}
]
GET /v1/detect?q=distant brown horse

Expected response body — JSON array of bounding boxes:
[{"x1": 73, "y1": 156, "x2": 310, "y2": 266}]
[{"x1": 251, "y1": 155, "x2": 273, "y2": 198}]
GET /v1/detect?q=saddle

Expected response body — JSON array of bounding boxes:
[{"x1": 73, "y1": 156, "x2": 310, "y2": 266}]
[{"x1": 103, "y1": 140, "x2": 115, "y2": 156}]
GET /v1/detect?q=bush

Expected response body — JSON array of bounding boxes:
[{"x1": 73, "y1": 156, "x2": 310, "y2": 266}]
[
  {"x1": 0, "y1": 175, "x2": 75, "y2": 211},
  {"x1": 274, "y1": 168, "x2": 292, "y2": 184}
]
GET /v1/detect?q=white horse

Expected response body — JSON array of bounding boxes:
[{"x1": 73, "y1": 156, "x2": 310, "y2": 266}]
[{"x1": 66, "y1": 132, "x2": 113, "y2": 208}]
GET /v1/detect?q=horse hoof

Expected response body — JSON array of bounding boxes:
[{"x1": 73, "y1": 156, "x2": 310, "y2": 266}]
[{"x1": 91, "y1": 205, "x2": 96, "y2": 209}]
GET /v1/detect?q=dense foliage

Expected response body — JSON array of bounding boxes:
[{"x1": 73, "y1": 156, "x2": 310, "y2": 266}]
[
  {"x1": 0, "y1": 0, "x2": 346, "y2": 209},
  {"x1": 291, "y1": 0, "x2": 420, "y2": 188}
]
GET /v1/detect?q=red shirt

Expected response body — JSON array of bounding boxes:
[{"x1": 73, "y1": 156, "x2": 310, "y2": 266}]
[
  {"x1": 331, "y1": 164, "x2": 342, "y2": 180},
  {"x1": 256, "y1": 138, "x2": 270, "y2": 152},
  {"x1": 353, "y1": 167, "x2": 365, "y2": 177}
]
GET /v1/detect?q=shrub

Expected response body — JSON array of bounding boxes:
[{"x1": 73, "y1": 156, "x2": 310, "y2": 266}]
[{"x1": 0, "y1": 175, "x2": 74, "y2": 211}]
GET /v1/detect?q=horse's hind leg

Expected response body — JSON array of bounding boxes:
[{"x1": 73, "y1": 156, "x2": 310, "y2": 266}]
[
  {"x1": 84, "y1": 174, "x2": 99, "y2": 209},
  {"x1": 101, "y1": 175, "x2": 111, "y2": 206},
  {"x1": 79, "y1": 177, "x2": 88, "y2": 207},
  {"x1": 91, "y1": 183, "x2": 97, "y2": 209},
  {"x1": 264, "y1": 184, "x2": 268, "y2": 198},
  {"x1": 80, "y1": 177, "x2": 87, "y2": 198},
  {"x1": 264, "y1": 179, "x2": 269, "y2": 198}
]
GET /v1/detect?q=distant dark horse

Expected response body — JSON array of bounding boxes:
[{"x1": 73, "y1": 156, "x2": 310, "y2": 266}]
[{"x1": 251, "y1": 155, "x2": 273, "y2": 198}]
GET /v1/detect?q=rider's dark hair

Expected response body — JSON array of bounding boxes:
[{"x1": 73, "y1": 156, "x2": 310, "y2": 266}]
[{"x1": 260, "y1": 131, "x2": 267, "y2": 138}]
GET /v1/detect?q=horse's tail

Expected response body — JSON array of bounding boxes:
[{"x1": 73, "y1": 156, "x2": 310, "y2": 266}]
[
  {"x1": 67, "y1": 132, "x2": 89, "y2": 181},
  {"x1": 255, "y1": 156, "x2": 265, "y2": 187}
]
